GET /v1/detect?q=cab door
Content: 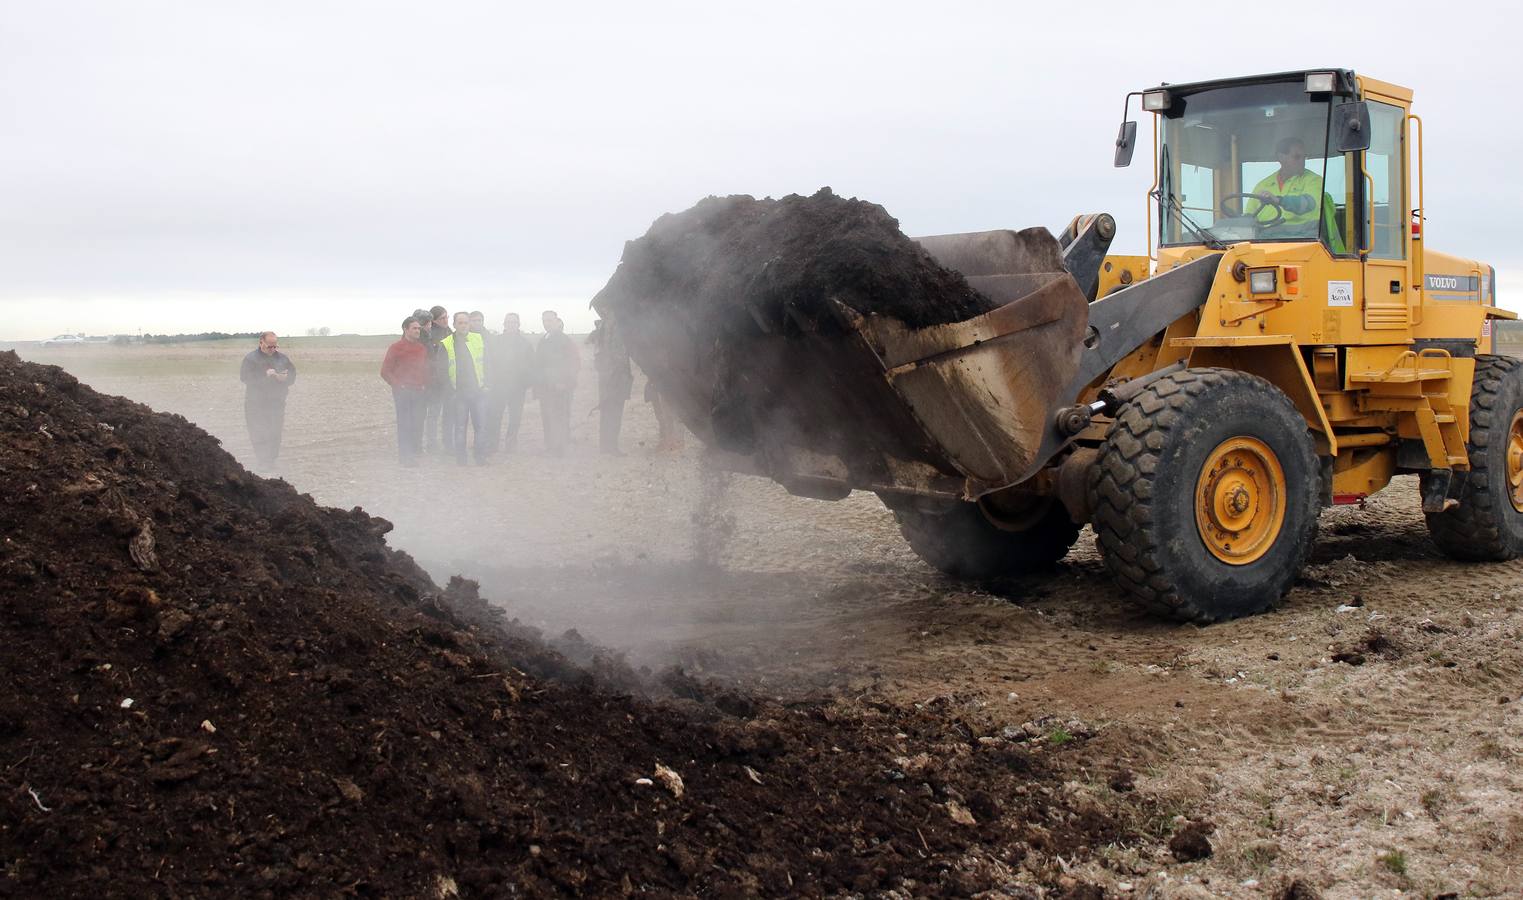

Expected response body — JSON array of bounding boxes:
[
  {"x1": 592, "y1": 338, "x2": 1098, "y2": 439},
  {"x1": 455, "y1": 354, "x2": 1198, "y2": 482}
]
[{"x1": 1360, "y1": 100, "x2": 1411, "y2": 332}]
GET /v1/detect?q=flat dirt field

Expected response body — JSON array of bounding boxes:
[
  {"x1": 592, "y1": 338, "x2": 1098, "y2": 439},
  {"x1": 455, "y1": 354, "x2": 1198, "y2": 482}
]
[{"x1": 19, "y1": 339, "x2": 1523, "y2": 898}]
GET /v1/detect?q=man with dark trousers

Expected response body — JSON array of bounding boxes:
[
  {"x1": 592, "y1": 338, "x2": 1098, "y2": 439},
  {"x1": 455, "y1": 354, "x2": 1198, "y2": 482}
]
[
  {"x1": 440, "y1": 310, "x2": 488, "y2": 465},
  {"x1": 238, "y1": 331, "x2": 296, "y2": 470},
  {"x1": 485, "y1": 312, "x2": 533, "y2": 456},
  {"x1": 535, "y1": 310, "x2": 579, "y2": 456},
  {"x1": 380, "y1": 316, "x2": 428, "y2": 466},
  {"x1": 422, "y1": 305, "x2": 453, "y2": 454}
]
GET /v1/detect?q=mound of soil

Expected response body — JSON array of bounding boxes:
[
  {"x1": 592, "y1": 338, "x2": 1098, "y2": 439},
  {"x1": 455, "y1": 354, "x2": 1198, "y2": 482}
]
[
  {"x1": 0, "y1": 350, "x2": 1142, "y2": 897},
  {"x1": 592, "y1": 188, "x2": 992, "y2": 333},
  {"x1": 590, "y1": 189, "x2": 999, "y2": 457}
]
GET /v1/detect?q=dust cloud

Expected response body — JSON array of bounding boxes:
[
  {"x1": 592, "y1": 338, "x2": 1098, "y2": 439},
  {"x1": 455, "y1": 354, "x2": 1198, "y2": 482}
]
[
  {"x1": 12, "y1": 191, "x2": 1007, "y2": 683},
  {"x1": 12, "y1": 330, "x2": 886, "y2": 685}
]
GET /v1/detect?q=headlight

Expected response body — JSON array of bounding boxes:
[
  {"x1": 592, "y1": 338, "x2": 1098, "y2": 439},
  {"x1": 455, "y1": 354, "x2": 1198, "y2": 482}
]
[
  {"x1": 1142, "y1": 90, "x2": 1172, "y2": 112},
  {"x1": 1248, "y1": 269, "x2": 1278, "y2": 294},
  {"x1": 1305, "y1": 71, "x2": 1337, "y2": 93},
  {"x1": 1303, "y1": 71, "x2": 1340, "y2": 92}
]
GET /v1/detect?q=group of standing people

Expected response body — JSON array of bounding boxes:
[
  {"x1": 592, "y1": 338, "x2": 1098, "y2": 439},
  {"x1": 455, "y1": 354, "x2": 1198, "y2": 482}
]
[
  {"x1": 239, "y1": 310, "x2": 683, "y2": 471},
  {"x1": 380, "y1": 307, "x2": 580, "y2": 466}
]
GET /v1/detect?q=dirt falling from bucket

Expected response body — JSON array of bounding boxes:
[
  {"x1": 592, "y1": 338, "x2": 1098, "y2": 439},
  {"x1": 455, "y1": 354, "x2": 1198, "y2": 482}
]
[{"x1": 691, "y1": 466, "x2": 737, "y2": 568}]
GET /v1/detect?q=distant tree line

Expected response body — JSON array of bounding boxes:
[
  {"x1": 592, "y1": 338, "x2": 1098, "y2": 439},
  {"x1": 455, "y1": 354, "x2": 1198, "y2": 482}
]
[{"x1": 139, "y1": 331, "x2": 262, "y2": 344}]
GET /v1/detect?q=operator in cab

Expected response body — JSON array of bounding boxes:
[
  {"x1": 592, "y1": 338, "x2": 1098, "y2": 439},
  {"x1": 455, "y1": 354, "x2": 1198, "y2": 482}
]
[{"x1": 1246, "y1": 137, "x2": 1345, "y2": 253}]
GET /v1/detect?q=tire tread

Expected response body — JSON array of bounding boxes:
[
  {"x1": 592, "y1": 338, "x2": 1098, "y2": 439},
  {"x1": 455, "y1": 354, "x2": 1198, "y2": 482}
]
[
  {"x1": 1089, "y1": 368, "x2": 1319, "y2": 623},
  {"x1": 1426, "y1": 355, "x2": 1523, "y2": 561}
]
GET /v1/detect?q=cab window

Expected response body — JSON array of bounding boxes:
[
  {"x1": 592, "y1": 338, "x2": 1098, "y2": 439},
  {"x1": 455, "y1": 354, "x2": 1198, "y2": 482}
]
[
  {"x1": 1364, "y1": 101, "x2": 1406, "y2": 260},
  {"x1": 1156, "y1": 80, "x2": 1354, "y2": 257},
  {"x1": 1241, "y1": 150, "x2": 1353, "y2": 255}
]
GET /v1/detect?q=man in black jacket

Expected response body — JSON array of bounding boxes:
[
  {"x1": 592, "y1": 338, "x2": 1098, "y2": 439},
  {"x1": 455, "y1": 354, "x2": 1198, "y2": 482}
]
[
  {"x1": 485, "y1": 312, "x2": 533, "y2": 456},
  {"x1": 238, "y1": 331, "x2": 297, "y2": 469},
  {"x1": 422, "y1": 305, "x2": 453, "y2": 454},
  {"x1": 535, "y1": 311, "x2": 579, "y2": 456}
]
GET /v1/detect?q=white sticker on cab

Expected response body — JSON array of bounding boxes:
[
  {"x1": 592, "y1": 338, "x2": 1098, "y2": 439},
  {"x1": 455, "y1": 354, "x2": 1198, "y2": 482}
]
[{"x1": 1328, "y1": 281, "x2": 1354, "y2": 308}]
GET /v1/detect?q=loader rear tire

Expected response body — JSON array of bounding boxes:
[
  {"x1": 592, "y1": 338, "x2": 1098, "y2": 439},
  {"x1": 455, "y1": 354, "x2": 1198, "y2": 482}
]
[
  {"x1": 888, "y1": 498, "x2": 1080, "y2": 579},
  {"x1": 1424, "y1": 354, "x2": 1523, "y2": 561},
  {"x1": 1088, "y1": 368, "x2": 1320, "y2": 623}
]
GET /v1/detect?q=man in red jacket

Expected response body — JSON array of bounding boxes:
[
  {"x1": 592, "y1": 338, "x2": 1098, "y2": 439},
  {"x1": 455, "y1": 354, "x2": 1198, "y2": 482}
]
[{"x1": 380, "y1": 316, "x2": 429, "y2": 466}]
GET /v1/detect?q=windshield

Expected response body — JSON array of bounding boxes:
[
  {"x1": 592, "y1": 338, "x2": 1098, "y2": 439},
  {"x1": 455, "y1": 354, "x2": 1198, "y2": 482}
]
[{"x1": 1157, "y1": 81, "x2": 1351, "y2": 254}]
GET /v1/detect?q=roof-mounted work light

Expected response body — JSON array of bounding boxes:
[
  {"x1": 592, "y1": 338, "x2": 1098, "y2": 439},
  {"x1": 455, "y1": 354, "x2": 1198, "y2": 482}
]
[
  {"x1": 1305, "y1": 71, "x2": 1337, "y2": 93},
  {"x1": 1142, "y1": 90, "x2": 1171, "y2": 112}
]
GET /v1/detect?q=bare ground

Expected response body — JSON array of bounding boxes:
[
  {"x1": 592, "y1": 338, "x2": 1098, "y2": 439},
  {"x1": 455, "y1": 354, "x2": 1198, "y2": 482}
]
[{"x1": 26, "y1": 342, "x2": 1523, "y2": 898}]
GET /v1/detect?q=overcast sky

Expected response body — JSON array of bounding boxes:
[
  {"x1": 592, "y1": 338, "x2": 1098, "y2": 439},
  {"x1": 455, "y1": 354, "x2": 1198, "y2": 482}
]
[{"x1": 2, "y1": 0, "x2": 1519, "y2": 340}]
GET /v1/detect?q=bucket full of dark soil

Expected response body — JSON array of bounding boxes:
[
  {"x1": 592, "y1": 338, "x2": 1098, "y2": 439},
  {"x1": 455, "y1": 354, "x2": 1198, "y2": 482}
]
[{"x1": 591, "y1": 188, "x2": 1088, "y2": 499}]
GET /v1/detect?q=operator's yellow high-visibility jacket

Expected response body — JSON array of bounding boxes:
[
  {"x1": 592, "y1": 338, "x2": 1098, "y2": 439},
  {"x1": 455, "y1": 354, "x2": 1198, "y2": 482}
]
[
  {"x1": 440, "y1": 331, "x2": 486, "y2": 390},
  {"x1": 1247, "y1": 170, "x2": 1346, "y2": 254}
]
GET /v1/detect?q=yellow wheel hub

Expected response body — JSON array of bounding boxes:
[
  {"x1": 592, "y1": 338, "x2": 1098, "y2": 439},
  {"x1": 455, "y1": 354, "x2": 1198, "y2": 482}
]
[
  {"x1": 1507, "y1": 410, "x2": 1523, "y2": 514},
  {"x1": 1195, "y1": 437, "x2": 1286, "y2": 565}
]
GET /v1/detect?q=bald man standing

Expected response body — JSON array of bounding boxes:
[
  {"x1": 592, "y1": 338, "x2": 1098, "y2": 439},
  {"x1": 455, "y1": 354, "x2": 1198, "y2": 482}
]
[{"x1": 239, "y1": 331, "x2": 297, "y2": 470}]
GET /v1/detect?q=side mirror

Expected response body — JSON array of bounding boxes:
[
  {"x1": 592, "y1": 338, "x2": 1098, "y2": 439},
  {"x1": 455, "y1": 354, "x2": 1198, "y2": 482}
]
[
  {"x1": 1114, "y1": 120, "x2": 1138, "y2": 168},
  {"x1": 1332, "y1": 101, "x2": 1371, "y2": 153}
]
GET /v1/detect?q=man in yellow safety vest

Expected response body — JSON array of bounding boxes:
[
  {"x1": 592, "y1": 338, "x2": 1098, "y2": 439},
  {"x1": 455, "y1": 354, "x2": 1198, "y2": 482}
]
[
  {"x1": 440, "y1": 310, "x2": 488, "y2": 465},
  {"x1": 1247, "y1": 137, "x2": 1345, "y2": 254}
]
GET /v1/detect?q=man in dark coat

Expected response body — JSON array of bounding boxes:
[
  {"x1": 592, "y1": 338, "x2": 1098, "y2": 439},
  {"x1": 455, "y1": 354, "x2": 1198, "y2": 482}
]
[
  {"x1": 485, "y1": 312, "x2": 534, "y2": 456},
  {"x1": 422, "y1": 305, "x2": 454, "y2": 454},
  {"x1": 534, "y1": 311, "x2": 579, "y2": 456},
  {"x1": 238, "y1": 331, "x2": 296, "y2": 469}
]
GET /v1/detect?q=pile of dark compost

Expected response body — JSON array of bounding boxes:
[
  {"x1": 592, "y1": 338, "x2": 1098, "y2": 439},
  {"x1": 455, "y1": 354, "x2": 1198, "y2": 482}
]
[
  {"x1": 0, "y1": 351, "x2": 1146, "y2": 897},
  {"x1": 590, "y1": 188, "x2": 998, "y2": 456},
  {"x1": 591, "y1": 188, "x2": 993, "y2": 332}
]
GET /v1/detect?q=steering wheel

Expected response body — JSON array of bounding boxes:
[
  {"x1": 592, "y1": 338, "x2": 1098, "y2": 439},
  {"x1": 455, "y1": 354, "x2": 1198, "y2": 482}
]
[{"x1": 1219, "y1": 192, "x2": 1284, "y2": 226}]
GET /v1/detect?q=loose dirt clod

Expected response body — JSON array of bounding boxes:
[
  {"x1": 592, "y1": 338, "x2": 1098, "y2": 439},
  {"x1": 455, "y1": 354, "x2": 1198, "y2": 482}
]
[
  {"x1": 653, "y1": 762, "x2": 685, "y2": 799},
  {"x1": 1273, "y1": 876, "x2": 1323, "y2": 899},
  {"x1": 1332, "y1": 625, "x2": 1405, "y2": 665},
  {"x1": 0, "y1": 350, "x2": 1155, "y2": 896},
  {"x1": 1168, "y1": 820, "x2": 1216, "y2": 861}
]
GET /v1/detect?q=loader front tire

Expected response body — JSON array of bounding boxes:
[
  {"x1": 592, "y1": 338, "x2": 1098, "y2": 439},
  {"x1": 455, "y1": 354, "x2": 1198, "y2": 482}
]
[
  {"x1": 888, "y1": 498, "x2": 1080, "y2": 579},
  {"x1": 1425, "y1": 354, "x2": 1523, "y2": 561},
  {"x1": 1089, "y1": 368, "x2": 1320, "y2": 623}
]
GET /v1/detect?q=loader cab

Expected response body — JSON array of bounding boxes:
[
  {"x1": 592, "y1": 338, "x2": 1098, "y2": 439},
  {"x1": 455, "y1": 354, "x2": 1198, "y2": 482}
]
[{"x1": 1140, "y1": 70, "x2": 1384, "y2": 260}]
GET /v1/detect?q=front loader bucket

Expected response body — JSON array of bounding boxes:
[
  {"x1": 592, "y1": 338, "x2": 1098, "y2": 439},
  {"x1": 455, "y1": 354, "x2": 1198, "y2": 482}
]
[
  {"x1": 625, "y1": 227, "x2": 1091, "y2": 501},
  {"x1": 870, "y1": 228, "x2": 1091, "y2": 490}
]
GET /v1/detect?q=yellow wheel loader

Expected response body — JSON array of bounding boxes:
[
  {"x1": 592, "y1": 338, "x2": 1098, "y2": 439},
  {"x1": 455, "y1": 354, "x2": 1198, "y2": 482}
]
[{"x1": 634, "y1": 69, "x2": 1523, "y2": 622}]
